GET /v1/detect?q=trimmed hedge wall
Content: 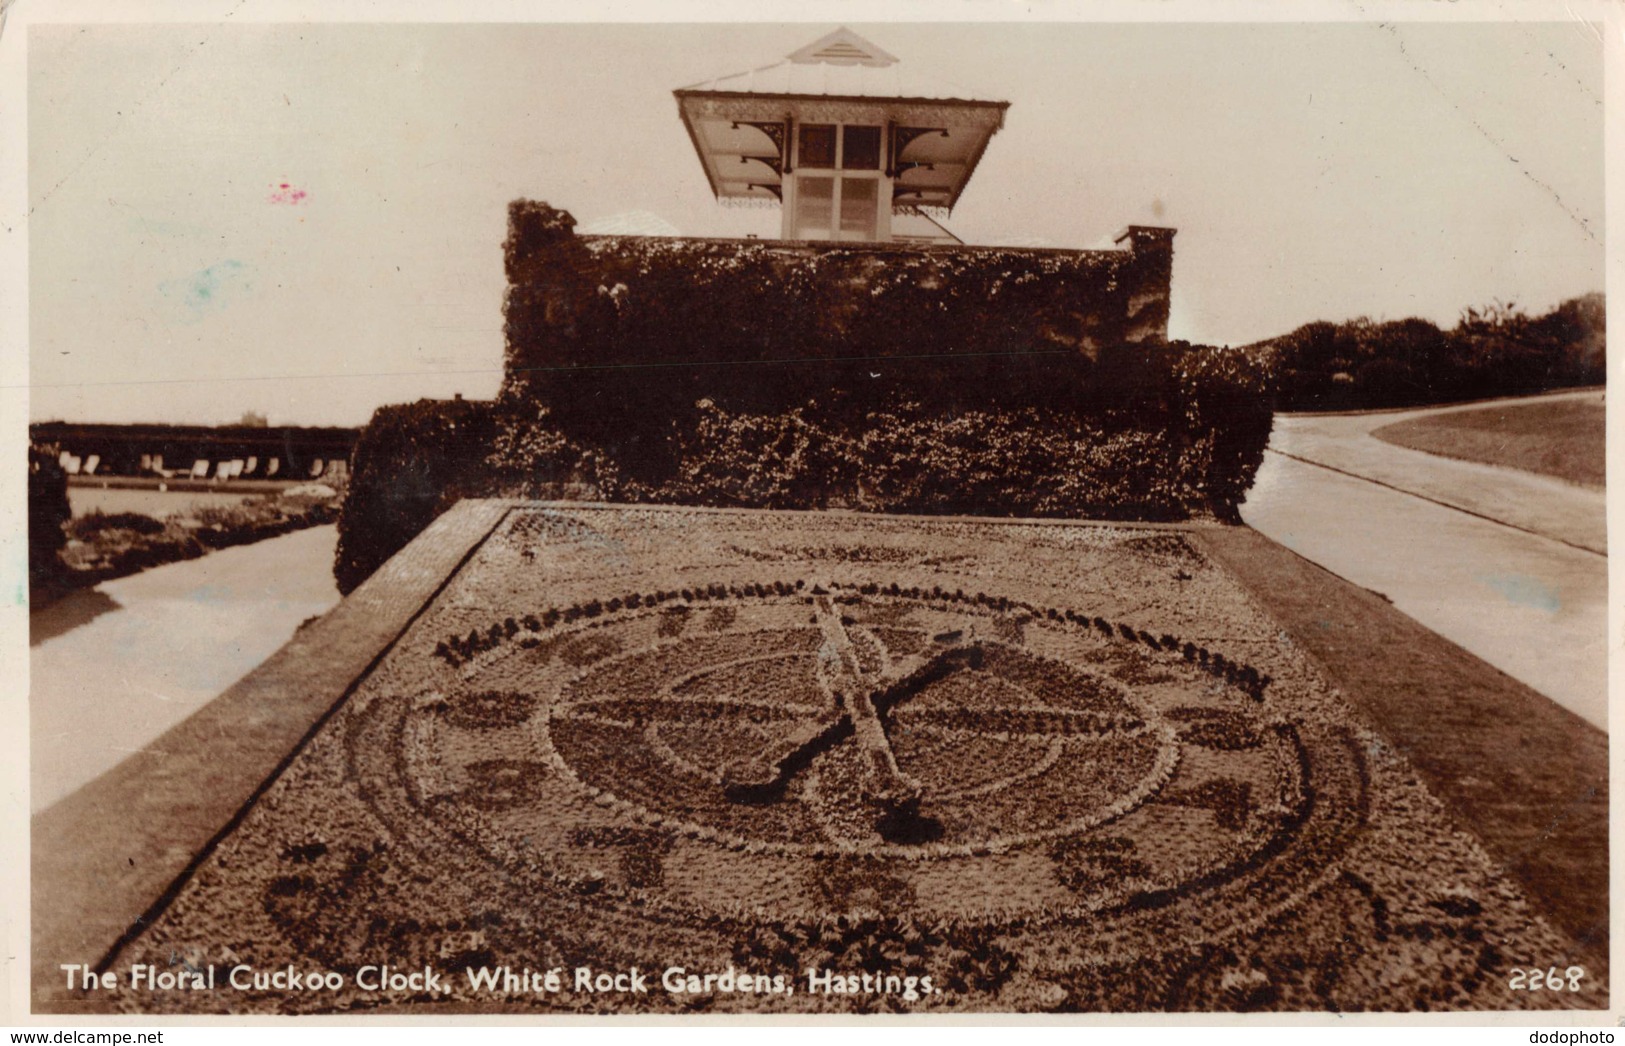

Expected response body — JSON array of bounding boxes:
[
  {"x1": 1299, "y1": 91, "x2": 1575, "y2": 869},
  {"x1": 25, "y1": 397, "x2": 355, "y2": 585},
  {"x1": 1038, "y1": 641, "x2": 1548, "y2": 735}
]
[
  {"x1": 502, "y1": 202, "x2": 1174, "y2": 432},
  {"x1": 334, "y1": 345, "x2": 1273, "y2": 594},
  {"x1": 333, "y1": 397, "x2": 509, "y2": 595},
  {"x1": 333, "y1": 199, "x2": 1268, "y2": 593}
]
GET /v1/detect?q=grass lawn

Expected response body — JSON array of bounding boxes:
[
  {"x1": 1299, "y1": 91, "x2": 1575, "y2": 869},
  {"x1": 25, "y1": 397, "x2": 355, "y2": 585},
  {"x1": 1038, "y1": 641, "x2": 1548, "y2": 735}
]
[
  {"x1": 67, "y1": 486, "x2": 253, "y2": 518},
  {"x1": 1372, "y1": 393, "x2": 1604, "y2": 488}
]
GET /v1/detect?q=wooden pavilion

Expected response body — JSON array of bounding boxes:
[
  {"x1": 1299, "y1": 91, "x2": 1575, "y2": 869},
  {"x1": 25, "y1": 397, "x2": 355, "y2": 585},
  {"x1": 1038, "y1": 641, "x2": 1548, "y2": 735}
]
[{"x1": 674, "y1": 28, "x2": 1010, "y2": 243}]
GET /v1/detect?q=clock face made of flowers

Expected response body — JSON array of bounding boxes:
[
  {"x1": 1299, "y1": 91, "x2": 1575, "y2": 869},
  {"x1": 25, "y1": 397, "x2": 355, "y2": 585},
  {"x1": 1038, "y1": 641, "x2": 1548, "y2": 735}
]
[{"x1": 365, "y1": 579, "x2": 1361, "y2": 937}]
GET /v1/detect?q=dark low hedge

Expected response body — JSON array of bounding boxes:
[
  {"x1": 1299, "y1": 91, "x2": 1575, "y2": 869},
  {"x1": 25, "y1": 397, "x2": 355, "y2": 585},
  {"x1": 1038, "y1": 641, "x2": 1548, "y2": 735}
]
[
  {"x1": 658, "y1": 401, "x2": 1195, "y2": 520},
  {"x1": 68, "y1": 510, "x2": 168, "y2": 539},
  {"x1": 44, "y1": 490, "x2": 339, "y2": 600},
  {"x1": 334, "y1": 344, "x2": 1274, "y2": 593},
  {"x1": 1264, "y1": 294, "x2": 1603, "y2": 411},
  {"x1": 333, "y1": 397, "x2": 512, "y2": 595}
]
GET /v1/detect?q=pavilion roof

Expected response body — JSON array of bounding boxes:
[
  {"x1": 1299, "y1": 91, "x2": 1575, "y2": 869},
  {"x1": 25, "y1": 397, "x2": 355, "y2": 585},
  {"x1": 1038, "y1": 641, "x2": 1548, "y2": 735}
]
[
  {"x1": 674, "y1": 28, "x2": 1010, "y2": 214},
  {"x1": 677, "y1": 27, "x2": 999, "y2": 105}
]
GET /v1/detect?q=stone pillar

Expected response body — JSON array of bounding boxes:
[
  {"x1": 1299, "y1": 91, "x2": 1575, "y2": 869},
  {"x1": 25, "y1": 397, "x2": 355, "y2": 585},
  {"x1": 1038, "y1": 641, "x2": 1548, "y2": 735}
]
[
  {"x1": 1114, "y1": 225, "x2": 1176, "y2": 345},
  {"x1": 504, "y1": 200, "x2": 578, "y2": 283}
]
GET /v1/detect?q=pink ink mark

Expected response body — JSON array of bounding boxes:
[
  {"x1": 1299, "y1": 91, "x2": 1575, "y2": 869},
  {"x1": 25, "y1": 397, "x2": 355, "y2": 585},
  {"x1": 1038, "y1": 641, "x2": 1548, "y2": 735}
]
[{"x1": 269, "y1": 183, "x2": 308, "y2": 205}]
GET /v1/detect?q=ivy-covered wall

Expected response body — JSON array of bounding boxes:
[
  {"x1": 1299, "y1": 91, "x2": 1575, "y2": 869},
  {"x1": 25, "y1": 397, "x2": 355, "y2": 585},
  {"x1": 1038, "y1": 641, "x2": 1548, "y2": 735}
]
[
  {"x1": 501, "y1": 200, "x2": 1175, "y2": 422},
  {"x1": 334, "y1": 201, "x2": 1277, "y2": 596}
]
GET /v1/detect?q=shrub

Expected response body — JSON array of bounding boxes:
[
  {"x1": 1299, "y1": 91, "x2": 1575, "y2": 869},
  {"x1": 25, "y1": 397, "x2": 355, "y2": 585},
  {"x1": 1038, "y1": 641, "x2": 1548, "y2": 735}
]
[
  {"x1": 1264, "y1": 295, "x2": 1604, "y2": 411},
  {"x1": 483, "y1": 404, "x2": 626, "y2": 501},
  {"x1": 665, "y1": 403, "x2": 859, "y2": 510},
  {"x1": 1171, "y1": 344, "x2": 1275, "y2": 522},
  {"x1": 333, "y1": 398, "x2": 510, "y2": 595},
  {"x1": 850, "y1": 405, "x2": 1192, "y2": 519},
  {"x1": 28, "y1": 442, "x2": 71, "y2": 603}
]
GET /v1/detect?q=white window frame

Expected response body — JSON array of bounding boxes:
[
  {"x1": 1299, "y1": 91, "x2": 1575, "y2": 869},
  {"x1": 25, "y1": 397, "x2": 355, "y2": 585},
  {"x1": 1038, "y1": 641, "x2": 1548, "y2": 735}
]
[{"x1": 783, "y1": 122, "x2": 892, "y2": 242}]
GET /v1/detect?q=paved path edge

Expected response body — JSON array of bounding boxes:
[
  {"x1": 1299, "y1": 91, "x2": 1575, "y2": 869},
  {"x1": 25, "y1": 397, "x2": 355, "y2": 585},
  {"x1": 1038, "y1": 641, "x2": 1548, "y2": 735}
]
[
  {"x1": 1268, "y1": 392, "x2": 1607, "y2": 555},
  {"x1": 31, "y1": 499, "x2": 515, "y2": 1013}
]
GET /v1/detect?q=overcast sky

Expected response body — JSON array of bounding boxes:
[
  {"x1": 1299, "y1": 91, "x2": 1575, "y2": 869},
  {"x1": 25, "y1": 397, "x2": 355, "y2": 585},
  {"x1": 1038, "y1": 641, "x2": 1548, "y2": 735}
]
[{"x1": 26, "y1": 17, "x2": 1604, "y2": 427}]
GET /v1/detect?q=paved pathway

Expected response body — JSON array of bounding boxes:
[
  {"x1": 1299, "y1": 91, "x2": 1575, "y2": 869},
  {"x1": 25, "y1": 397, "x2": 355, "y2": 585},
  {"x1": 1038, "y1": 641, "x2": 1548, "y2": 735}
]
[
  {"x1": 29, "y1": 525, "x2": 341, "y2": 813},
  {"x1": 1241, "y1": 392, "x2": 1606, "y2": 730},
  {"x1": 1268, "y1": 389, "x2": 1605, "y2": 554}
]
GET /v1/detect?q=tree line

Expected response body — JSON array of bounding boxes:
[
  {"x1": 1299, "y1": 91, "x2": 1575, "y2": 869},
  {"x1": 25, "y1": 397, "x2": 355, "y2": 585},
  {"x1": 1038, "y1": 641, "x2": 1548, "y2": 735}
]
[{"x1": 1257, "y1": 293, "x2": 1603, "y2": 411}]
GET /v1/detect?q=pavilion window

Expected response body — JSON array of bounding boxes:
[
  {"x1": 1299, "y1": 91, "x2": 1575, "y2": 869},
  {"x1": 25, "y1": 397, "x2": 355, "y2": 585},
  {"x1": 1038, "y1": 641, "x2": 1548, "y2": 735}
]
[
  {"x1": 798, "y1": 125, "x2": 837, "y2": 169},
  {"x1": 676, "y1": 28, "x2": 1009, "y2": 242},
  {"x1": 841, "y1": 125, "x2": 882, "y2": 170},
  {"x1": 788, "y1": 122, "x2": 887, "y2": 241},
  {"x1": 839, "y1": 178, "x2": 879, "y2": 238},
  {"x1": 794, "y1": 176, "x2": 836, "y2": 240}
]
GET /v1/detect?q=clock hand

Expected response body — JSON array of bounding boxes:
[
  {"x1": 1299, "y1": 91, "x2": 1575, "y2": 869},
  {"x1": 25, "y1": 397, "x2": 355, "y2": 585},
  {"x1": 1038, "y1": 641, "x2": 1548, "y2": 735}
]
[
  {"x1": 722, "y1": 594, "x2": 866, "y2": 804},
  {"x1": 811, "y1": 594, "x2": 920, "y2": 805},
  {"x1": 723, "y1": 594, "x2": 974, "y2": 848},
  {"x1": 722, "y1": 714, "x2": 852, "y2": 804}
]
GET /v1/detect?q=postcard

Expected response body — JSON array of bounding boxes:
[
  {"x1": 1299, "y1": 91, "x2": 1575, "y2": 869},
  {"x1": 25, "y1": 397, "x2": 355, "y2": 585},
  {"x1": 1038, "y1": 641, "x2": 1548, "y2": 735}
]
[{"x1": 5, "y1": 0, "x2": 1615, "y2": 1031}]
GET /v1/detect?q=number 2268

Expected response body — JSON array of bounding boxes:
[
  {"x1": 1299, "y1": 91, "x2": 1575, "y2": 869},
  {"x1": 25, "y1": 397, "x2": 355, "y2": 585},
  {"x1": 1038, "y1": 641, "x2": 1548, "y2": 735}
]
[{"x1": 1509, "y1": 967, "x2": 1585, "y2": 992}]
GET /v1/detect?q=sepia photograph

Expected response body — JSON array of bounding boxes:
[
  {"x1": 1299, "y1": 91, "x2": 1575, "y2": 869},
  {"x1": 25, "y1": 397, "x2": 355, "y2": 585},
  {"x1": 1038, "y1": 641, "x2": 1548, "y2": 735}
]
[{"x1": 6, "y1": 1, "x2": 1614, "y2": 1026}]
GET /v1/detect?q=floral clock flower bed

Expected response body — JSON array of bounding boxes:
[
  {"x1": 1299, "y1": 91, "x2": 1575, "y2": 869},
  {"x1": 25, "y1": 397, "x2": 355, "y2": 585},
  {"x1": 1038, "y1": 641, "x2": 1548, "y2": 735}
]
[{"x1": 105, "y1": 505, "x2": 1602, "y2": 1014}]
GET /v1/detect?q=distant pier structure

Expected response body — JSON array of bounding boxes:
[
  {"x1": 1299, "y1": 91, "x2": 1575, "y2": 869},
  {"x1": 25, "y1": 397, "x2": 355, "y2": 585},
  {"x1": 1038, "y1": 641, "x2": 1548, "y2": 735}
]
[{"x1": 29, "y1": 421, "x2": 359, "y2": 482}]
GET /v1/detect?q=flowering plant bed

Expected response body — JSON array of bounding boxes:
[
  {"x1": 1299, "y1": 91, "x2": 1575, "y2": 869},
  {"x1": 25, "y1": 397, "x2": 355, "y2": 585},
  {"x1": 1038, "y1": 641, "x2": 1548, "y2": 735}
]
[
  {"x1": 96, "y1": 505, "x2": 1603, "y2": 1014},
  {"x1": 42, "y1": 489, "x2": 340, "y2": 599}
]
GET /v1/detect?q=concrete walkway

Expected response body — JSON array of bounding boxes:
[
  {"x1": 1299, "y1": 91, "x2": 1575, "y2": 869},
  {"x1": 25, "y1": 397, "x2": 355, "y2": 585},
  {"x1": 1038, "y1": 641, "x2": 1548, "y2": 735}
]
[
  {"x1": 1241, "y1": 392, "x2": 1606, "y2": 730},
  {"x1": 29, "y1": 525, "x2": 341, "y2": 813},
  {"x1": 1268, "y1": 389, "x2": 1605, "y2": 555}
]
